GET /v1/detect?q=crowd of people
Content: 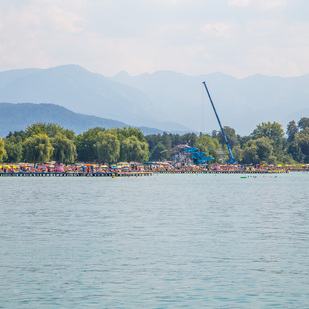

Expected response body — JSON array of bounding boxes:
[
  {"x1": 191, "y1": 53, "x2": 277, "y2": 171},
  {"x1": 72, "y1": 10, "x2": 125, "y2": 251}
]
[
  {"x1": 1, "y1": 161, "x2": 308, "y2": 174},
  {"x1": 0, "y1": 162, "x2": 142, "y2": 174}
]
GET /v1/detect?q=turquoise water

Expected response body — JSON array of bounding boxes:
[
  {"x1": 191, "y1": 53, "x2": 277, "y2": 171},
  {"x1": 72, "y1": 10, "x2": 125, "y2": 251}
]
[{"x1": 0, "y1": 173, "x2": 309, "y2": 308}]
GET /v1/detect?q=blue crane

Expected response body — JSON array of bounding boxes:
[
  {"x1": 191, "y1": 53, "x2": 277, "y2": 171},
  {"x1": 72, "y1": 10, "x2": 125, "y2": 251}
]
[{"x1": 202, "y1": 81, "x2": 237, "y2": 164}]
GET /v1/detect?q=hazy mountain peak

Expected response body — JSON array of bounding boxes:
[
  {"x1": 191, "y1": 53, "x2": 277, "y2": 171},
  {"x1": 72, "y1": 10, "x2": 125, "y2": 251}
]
[
  {"x1": 45, "y1": 64, "x2": 90, "y2": 74},
  {"x1": 113, "y1": 71, "x2": 131, "y2": 79}
]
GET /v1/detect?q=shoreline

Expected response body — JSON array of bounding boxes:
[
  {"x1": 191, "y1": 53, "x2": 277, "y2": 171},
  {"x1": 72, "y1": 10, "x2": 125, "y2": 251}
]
[
  {"x1": 0, "y1": 171, "x2": 153, "y2": 177},
  {"x1": 1, "y1": 170, "x2": 306, "y2": 177}
]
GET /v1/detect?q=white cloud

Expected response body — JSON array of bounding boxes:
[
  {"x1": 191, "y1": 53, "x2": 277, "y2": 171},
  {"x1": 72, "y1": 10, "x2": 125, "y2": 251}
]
[
  {"x1": 228, "y1": 0, "x2": 287, "y2": 9},
  {"x1": 228, "y1": 0, "x2": 251, "y2": 7},
  {"x1": 47, "y1": 6, "x2": 83, "y2": 33},
  {"x1": 0, "y1": 0, "x2": 308, "y2": 78},
  {"x1": 257, "y1": 0, "x2": 287, "y2": 10},
  {"x1": 201, "y1": 23, "x2": 233, "y2": 37}
]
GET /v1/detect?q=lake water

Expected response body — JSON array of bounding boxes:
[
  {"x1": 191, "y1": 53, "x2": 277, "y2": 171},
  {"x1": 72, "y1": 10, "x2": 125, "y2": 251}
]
[{"x1": 0, "y1": 173, "x2": 309, "y2": 308}]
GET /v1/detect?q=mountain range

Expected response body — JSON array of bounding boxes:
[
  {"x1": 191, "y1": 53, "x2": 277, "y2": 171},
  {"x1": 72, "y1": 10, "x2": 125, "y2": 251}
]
[
  {"x1": 112, "y1": 71, "x2": 309, "y2": 135},
  {"x1": 0, "y1": 64, "x2": 308, "y2": 136},
  {"x1": 0, "y1": 65, "x2": 188, "y2": 132}
]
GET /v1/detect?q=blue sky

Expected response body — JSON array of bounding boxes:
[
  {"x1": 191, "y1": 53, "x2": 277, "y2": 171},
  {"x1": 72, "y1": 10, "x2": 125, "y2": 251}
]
[{"x1": 0, "y1": 0, "x2": 308, "y2": 78}]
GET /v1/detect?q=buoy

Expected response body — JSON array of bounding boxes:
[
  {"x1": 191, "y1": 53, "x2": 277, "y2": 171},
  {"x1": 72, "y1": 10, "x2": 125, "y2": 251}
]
[{"x1": 112, "y1": 173, "x2": 115, "y2": 179}]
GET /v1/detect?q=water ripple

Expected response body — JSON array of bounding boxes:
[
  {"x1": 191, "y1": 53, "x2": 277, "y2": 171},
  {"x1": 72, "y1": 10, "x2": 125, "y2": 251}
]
[{"x1": 0, "y1": 174, "x2": 309, "y2": 308}]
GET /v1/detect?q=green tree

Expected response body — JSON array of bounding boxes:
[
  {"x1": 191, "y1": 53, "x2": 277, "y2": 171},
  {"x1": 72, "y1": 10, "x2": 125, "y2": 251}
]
[
  {"x1": 241, "y1": 137, "x2": 274, "y2": 164},
  {"x1": 3, "y1": 136, "x2": 23, "y2": 163},
  {"x1": 195, "y1": 135, "x2": 218, "y2": 151},
  {"x1": 195, "y1": 135, "x2": 220, "y2": 162},
  {"x1": 115, "y1": 127, "x2": 146, "y2": 143},
  {"x1": 6, "y1": 130, "x2": 27, "y2": 141},
  {"x1": 23, "y1": 134, "x2": 54, "y2": 163},
  {"x1": 95, "y1": 131, "x2": 120, "y2": 163},
  {"x1": 180, "y1": 133, "x2": 197, "y2": 147},
  {"x1": 237, "y1": 135, "x2": 251, "y2": 148},
  {"x1": 287, "y1": 127, "x2": 309, "y2": 163},
  {"x1": 251, "y1": 121, "x2": 285, "y2": 150},
  {"x1": 25, "y1": 123, "x2": 75, "y2": 140},
  {"x1": 148, "y1": 142, "x2": 167, "y2": 161},
  {"x1": 146, "y1": 134, "x2": 161, "y2": 151},
  {"x1": 296, "y1": 127, "x2": 309, "y2": 162},
  {"x1": 170, "y1": 133, "x2": 181, "y2": 148},
  {"x1": 217, "y1": 126, "x2": 239, "y2": 149},
  {"x1": 161, "y1": 132, "x2": 172, "y2": 149},
  {"x1": 76, "y1": 127, "x2": 105, "y2": 162},
  {"x1": 0, "y1": 137, "x2": 7, "y2": 162},
  {"x1": 298, "y1": 117, "x2": 309, "y2": 131},
  {"x1": 120, "y1": 136, "x2": 149, "y2": 162},
  {"x1": 211, "y1": 130, "x2": 218, "y2": 139},
  {"x1": 242, "y1": 141, "x2": 259, "y2": 164},
  {"x1": 255, "y1": 137, "x2": 274, "y2": 163},
  {"x1": 232, "y1": 145, "x2": 243, "y2": 163},
  {"x1": 287, "y1": 140, "x2": 305, "y2": 163},
  {"x1": 51, "y1": 134, "x2": 77, "y2": 164},
  {"x1": 286, "y1": 120, "x2": 298, "y2": 143}
]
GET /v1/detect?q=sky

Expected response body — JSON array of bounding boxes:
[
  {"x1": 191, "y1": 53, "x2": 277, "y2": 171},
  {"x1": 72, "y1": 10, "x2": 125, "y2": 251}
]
[{"x1": 0, "y1": 0, "x2": 309, "y2": 78}]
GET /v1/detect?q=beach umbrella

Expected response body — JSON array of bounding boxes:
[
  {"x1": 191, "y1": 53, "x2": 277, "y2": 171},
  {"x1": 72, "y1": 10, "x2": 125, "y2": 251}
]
[{"x1": 4, "y1": 165, "x2": 10, "y2": 168}]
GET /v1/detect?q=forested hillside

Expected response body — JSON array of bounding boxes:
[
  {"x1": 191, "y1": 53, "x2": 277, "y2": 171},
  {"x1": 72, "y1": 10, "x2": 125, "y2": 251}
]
[{"x1": 0, "y1": 103, "x2": 164, "y2": 138}]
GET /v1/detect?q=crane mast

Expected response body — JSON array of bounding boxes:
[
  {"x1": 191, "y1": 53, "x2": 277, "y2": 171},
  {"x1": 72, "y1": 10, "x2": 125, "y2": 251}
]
[{"x1": 202, "y1": 81, "x2": 236, "y2": 164}]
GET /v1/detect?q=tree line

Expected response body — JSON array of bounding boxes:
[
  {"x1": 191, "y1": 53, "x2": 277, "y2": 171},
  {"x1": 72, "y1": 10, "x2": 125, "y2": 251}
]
[
  {"x1": 0, "y1": 124, "x2": 149, "y2": 164},
  {"x1": 145, "y1": 118, "x2": 309, "y2": 165},
  {"x1": 0, "y1": 117, "x2": 308, "y2": 164}
]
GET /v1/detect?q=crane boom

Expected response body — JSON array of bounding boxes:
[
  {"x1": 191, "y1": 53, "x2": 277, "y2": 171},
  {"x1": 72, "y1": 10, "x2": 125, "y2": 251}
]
[
  {"x1": 146, "y1": 144, "x2": 159, "y2": 161},
  {"x1": 202, "y1": 81, "x2": 236, "y2": 164}
]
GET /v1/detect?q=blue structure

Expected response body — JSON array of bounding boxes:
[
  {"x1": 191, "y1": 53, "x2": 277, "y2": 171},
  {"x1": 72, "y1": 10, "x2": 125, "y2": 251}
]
[
  {"x1": 184, "y1": 146, "x2": 214, "y2": 164},
  {"x1": 202, "y1": 81, "x2": 237, "y2": 164}
]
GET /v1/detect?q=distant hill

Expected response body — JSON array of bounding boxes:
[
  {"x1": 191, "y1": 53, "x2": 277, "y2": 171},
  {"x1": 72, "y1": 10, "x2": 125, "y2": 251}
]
[
  {"x1": 0, "y1": 65, "x2": 189, "y2": 132},
  {"x1": 112, "y1": 71, "x2": 309, "y2": 135},
  {"x1": 0, "y1": 103, "x2": 165, "y2": 138}
]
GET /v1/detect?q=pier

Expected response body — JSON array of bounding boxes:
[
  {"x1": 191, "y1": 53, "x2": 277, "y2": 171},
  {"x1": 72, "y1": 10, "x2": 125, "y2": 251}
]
[{"x1": 0, "y1": 172, "x2": 153, "y2": 177}]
